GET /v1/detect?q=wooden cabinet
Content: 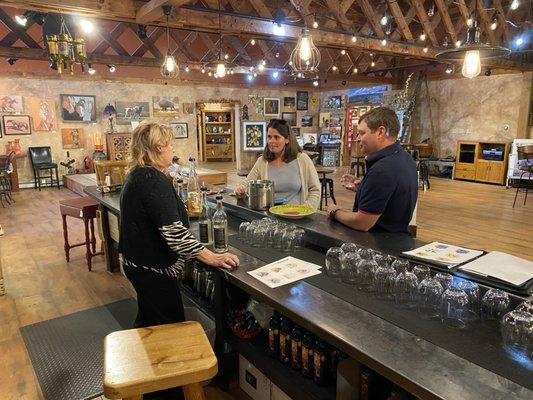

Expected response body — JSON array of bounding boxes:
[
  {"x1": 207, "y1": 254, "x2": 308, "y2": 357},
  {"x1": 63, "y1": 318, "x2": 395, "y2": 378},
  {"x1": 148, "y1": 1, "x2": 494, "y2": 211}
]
[
  {"x1": 106, "y1": 133, "x2": 132, "y2": 161},
  {"x1": 200, "y1": 106, "x2": 235, "y2": 162},
  {"x1": 454, "y1": 141, "x2": 509, "y2": 185}
]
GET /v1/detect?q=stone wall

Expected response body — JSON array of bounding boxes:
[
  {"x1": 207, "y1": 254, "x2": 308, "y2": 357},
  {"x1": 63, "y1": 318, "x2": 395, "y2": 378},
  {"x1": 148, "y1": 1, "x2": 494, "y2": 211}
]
[{"x1": 0, "y1": 76, "x2": 319, "y2": 185}]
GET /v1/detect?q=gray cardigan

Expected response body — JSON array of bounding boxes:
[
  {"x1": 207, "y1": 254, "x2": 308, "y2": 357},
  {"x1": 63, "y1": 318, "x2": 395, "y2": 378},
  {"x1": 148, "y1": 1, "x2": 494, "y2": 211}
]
[{"x1": 240, "y1": 152, "x2": 321, "y2": 210}]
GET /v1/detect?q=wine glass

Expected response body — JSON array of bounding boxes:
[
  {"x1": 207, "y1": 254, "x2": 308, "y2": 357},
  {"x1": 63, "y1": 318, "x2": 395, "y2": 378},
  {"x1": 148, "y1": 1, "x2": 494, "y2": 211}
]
[
  {"x1": 238, "y1": 222, "x2": 250, "y2": 242},
  {"x1": 417, "y1": 277, "x2": 443, "y2": 319},
  {"x1": 412, "y1": 265, "x2": 431, "y2": 282},
  {"x1": 325, "y1": 247, "x2": 344, "y2": 278},
  {"x1": 340, "y1": 242, "x2": 359, "y2": 254},
  {"x1": 501, "y1": 310, "x2": 533, "y2": 362},
  {"x1": 394, "y1": 270, "x2": 418, "y2": 309},
  {"x1": 391, "y1": 259, "x2": 410, "y2": 274},
  {"x1": 434, "y1": 272, "x2": 453, "y2": 290},
  {"x1": 340, "y1": 252, "x2": 360, "y2": 285},
  {"x1": 375, "y1": 264, "x2": 397, "y2": 301},
  {"x1": 515, "y1": 301, "x2": 533, "y2": 315},
  {"x1": 441, "y1": 287, "x2": 470, "y2": 329},
  {"x1": 481, "y1": 289, "x2": 511, "y2": 322},
  {"x1": 356, "y1": 259, "x2": 378, "y2": 292}
]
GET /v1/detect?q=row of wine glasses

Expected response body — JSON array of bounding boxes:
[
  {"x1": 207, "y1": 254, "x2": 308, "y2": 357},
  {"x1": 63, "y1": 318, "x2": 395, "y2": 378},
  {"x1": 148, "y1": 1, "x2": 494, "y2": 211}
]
[{"x1": 238, "y1": 218, "x2": 305, "y2": 253}]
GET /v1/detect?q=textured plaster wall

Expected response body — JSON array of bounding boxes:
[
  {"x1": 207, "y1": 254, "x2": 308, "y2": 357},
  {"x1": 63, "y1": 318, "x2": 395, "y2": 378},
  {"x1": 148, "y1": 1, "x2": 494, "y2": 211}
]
[
  {"x1": 412, "y1": 73, "x2": 526, "y2": 157},
  {"x1": 0, "y1": 76, "x2": 319, "y2": 184}
]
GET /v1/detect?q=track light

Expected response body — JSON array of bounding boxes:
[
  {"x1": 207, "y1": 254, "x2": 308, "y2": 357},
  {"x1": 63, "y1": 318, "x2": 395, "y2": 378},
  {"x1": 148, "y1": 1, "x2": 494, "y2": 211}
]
[
  {"x1": 7, "y1": 58, "x2": 18, "y2": 65},
  {"x1": 490, "y1": 18, "x2": 498, "y2": 30},
  {"x1": 427, "y1": 4, "x2": 435, "y2": 17},
  {"x1": 341, "y1": 80, "x2": 347, "y2": 86},
  {"x1": 80, "y1": 19, "x2": 94, "y2": 33},
  {"x1": 272, "y1": 71, "x2": 279, "y2": 79},
  {"x1": 419, "y1": 33, "x2": 426, "y2": 41},
  {"x1": 352, "y1": 35, "x2": 357, "y2": 42},
  {"x1": 250, "y1": 39, "x2": 256, "y2": 45},
  {"x1": 107, "y1": 64, "x2": 116, "y2": 72},
  {"x1": 484, "y1": 68, "x2": 492, "y2": 76},
  {"x1": 380, "y1": 14, "x2": 388, "y2": 26},
  {"x1": 341, "y1": 49, "x2": 346, "y2": 55},
  {"x1": 332, "y1": 65, "x2": 337, "y2": 71},
  {"x1": 445, "y1": 64, "x2": 453, "y2": 74},
  {"x1": 312, "y1": 20, "x2": 318, "y2": 29},
  {"x1": 510, "y1": 0, "x2": 520, "y2": 10},
  {"x1": 423, "y1": 47, "x2": 428, "y2": 53},
  {"x1": 353, "y1": 67, "x2": 358, "y2": 74},
  {"x1": 87, "y1": 63, "x2": 96, "y2": 75},
  {"x1": 137, "y1": 24, "x2": 148, "y2": 39},
  {"x1": 201, "y1": 67, "x2": 205, "y2": 73},
  {"x1": 455, "y1": 40, "x2": 462, "y2": 47},
  {"x1": 370, "y1": 61, "x2": 376, "y2": 67},
  {"x1": 185, "y1": 65, "x2": 190, "y2": 72},
  {"x1": 15, "y1": 14, "x2": 28, "y2": 26},
  {"x1": 381, "y1": 39, "x2": 387, "y2": 46},
  {"x1": 313, "y1": 80, "x2": 319, "y2": 87},
  {"x1": 515, "y1": 36, "x2": 524, "y2": 47}
]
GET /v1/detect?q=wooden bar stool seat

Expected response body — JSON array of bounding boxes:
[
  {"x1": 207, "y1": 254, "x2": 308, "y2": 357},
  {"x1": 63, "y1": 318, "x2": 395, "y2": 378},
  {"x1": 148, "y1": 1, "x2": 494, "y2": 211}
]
[
  {"x1": 59, "y1": 197, "x2": 102, "y2": 271},
  {"x1": 104, "y1": 321, "x2": 218, "y2": 400}
]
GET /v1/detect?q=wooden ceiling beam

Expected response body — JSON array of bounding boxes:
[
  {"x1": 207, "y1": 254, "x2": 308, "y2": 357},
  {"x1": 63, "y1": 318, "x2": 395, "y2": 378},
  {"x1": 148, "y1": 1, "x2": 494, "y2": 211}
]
[
  {"x1": 476, "y1": 0, "x2": 498, "y2": 46},
  {"x1": 409, "y1": 0, "x2": 439, "y2": 46},
  {"x1": 492, "y1": 0, "x2": 510, "y2": 44},
  {"x1": 228, "y1": 35, "x2": 252, "y2": 63},
  {"x1": 434, "y1": 0, "x2": 458, "y2": 43},
  {"x1": 136, "y1": 0, "x2": 194, "y2": 24},
  {"x1": 0, "y1": 8, "x2": 41, "y2": 48},
  {"x1": 358, "y1": 0, "x2": 386, "y2": 37},
  {"x1": 92, "y1": 22, "x2": 130, "y2": 57},
  {"x1": 247, "y1": 0, "x2": 272, "y2": 18},
  {"x1": 387, "y1": 0, "x2": 414, "y2": 42},
  {"x1": 324, "y1": 0, "x2": 353, "y2": 32}
]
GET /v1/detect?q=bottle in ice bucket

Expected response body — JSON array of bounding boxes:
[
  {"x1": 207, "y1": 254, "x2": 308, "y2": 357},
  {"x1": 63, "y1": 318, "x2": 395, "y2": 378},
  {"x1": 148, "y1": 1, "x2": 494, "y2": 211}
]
[
  {"x1": 198, "y1": 185, "x2": 212, "y2": 245},
  {"x1": 268, "y1": 312, "x2": 280, "y2": 358},
  {"x1": 313, "y1": 338, "x2": 328, "y2": 385},
  {"x1": 212, "y1": 194, "x2": 228, "y2": 253},
  {"x1": 187, "y1": 157, "x2": 201, "y2": 216},
  {"x1": 290, "y1": 325, "x2": 302, "y2": 370},
  {"x1": 279, "y1": 317, "x2": 291, "y2": 365},
  {"x1": 301, "y1": 331, "x2": 314, "y2": 379}
]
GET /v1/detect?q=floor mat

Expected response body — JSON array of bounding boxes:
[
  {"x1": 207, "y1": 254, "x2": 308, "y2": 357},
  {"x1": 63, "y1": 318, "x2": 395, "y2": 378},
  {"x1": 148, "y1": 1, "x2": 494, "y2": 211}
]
[{"x1": 20, "y1": 298, "x2": 137, "y2": 400}]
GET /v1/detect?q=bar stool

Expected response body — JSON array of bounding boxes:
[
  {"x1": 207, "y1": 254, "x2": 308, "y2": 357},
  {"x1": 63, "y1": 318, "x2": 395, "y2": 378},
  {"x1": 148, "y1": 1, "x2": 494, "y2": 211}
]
[
  {"x1": 104, "y1": 321, "x2": 218, "y2": 400},
  {"x1": 350, "y1": 155, "x2": 366, "y2": 177},
  {"x1": 59, "y1": 197, "x2": 102, "y2": 271},
  {"x1": 319, "y1": 178, "x2": 337, "y2": 210}
]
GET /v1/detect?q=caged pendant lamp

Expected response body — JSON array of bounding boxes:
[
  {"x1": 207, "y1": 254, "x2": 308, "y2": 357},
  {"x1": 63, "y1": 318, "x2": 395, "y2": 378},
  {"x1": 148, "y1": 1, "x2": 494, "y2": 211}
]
[
  {"x1": 289, "y1": 27, "x2": 321, "y2": 77},
  {"x1": 160, "y1": 5, "x2": 179, "y2": 79}
]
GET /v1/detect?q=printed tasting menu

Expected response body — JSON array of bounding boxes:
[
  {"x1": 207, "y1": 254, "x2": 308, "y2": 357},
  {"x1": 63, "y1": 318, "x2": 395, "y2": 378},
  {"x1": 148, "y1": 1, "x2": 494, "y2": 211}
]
[
  {"x1": 402, "y1": 242, "x2": 484, "y2": 268},
  {"x1": 248, "y1": 256, "x2": 322, "y2": 288}
]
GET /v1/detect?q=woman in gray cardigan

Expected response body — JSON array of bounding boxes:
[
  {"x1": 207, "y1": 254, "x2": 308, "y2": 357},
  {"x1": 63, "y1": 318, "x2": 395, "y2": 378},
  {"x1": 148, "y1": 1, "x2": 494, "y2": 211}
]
[{"x1": 235, "y1": 119, "x2": 321, "y2": 210}]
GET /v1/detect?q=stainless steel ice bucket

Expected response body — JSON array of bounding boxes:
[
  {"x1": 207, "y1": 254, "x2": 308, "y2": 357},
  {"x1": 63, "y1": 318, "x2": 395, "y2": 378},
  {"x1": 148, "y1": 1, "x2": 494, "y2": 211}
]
[{"x1": 246, "y1": 180, "x2": 274, "y2": 211}]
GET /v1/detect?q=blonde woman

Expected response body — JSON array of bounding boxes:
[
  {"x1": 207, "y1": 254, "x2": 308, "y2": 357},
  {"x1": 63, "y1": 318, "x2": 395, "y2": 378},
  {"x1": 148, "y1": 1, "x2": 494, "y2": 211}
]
[{"x1": 120, "y1": 122, "x2": 239, "y2": 330}]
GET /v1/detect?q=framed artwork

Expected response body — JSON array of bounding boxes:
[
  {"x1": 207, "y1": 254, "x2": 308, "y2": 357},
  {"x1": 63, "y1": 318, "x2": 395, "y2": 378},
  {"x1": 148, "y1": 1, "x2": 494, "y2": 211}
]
[
  {"x1": 153, "y1": 96, "x2": 179, "y2": 117},
  {"x1": 61, "y1": 128, "x2": 85, "y2": 149},
  {"x1": 301, "y1": 115, "x2": 313, "y2": 127},
  {"x1": 115, "y1": 101, "x2": 150, "y2": 124},
  {"x1": 263, "y1": 98, "x2": 280, "y2": 117},
  {"x1": 359, "y1": 107, "x2": 368, "y2": 115},
  {"x1": 320, "y1": 112, "x2": 331, "y2": 128},
  {"x1": 283, "y1": 97, "x2": 295, "y2": 108},
  {"x1": 291, "y1": 127, "x2": 301, "y2": 137},
  {"x1": 303, "y1": 133, "x2": 317, "y2": 146},
  {"x1": 182, "y1": 102, "x2": 195, "y2": 115},
  {"x1": 60, "y1": 94, "x2": 96, "y2": 122},
  {"x1": 243, "y1": 121, "x2": 267, "y2": 151},
  {"x1": 2, "y1": 115, "x2": 31, "y2": 135},
  {"x1": 0, "y1": 95, "x2": 23, "y2": 113},
  {"x1": 326, "y1": 95, "x2": 343, "y2": 109},
  {"x1": 296, "y1": 91, "x2": 308, "y2": 111},
  {"x1": 282, "y1": 112, "x2": 297, "y2": 127},
  {"x1": 170, "y1": 122, "x2": 188, "y2": 139},
  {"x1": 27, "y1": 97, "x2": 57, "y2": 131}
]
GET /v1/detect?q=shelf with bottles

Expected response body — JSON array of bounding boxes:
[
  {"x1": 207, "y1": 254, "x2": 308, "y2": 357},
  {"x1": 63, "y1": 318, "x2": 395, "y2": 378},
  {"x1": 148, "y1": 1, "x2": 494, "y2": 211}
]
[{"x1": 201, "y1": 107, "x2": 235, "y2": 162}]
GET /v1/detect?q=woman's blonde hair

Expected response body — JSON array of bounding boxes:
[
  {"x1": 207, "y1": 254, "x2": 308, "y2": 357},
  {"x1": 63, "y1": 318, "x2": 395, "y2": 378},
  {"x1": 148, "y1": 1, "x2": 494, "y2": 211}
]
[{"x1": 128, "y1": 122, "x2": 173, "y2": 171}]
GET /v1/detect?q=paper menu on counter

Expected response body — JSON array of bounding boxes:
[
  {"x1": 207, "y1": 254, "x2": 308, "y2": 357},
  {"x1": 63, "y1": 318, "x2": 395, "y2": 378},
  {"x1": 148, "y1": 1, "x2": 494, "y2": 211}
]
[
  {"x1": 248, "y1": 256, "x2": 322, "y2": 288},
  {"x1": 402, "y1": 242, "x2": 484, "y2": 268},
  {"x1": 458, "y1": 252, "x2": 533, "y2": 287}
]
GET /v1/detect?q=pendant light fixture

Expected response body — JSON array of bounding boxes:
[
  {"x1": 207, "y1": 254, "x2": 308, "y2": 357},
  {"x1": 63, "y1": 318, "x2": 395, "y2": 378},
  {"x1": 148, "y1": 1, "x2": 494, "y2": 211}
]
[
  {"x1": 205, "y1": 0, "x2": 235, "y2": 77},
  {"x1": 436, "y1": 1, "x2": 510, "y2": 79},
  {"x1": 289, "y1": 27, "x2": 321, "y2": 77},
  {"x1": 160, "y1": 5, "x2": 178, "y2": 79}
]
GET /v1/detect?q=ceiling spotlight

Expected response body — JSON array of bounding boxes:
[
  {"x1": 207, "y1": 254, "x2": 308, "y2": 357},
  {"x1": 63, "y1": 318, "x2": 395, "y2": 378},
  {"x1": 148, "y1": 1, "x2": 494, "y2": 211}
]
[
  {"x1": 208, "y1": 71, "x2": 212, "y2": 76},
  {"x1": 381, "y1": 39, "x2": 387, "y2": 46},
  {"x1": 445, "y1": 64, "x2": 453, "y2": 74},
  {"x1": 313, "y1": 80, "x2": 319, "y2": 87},
  {"x1": 427, "y1": 4, "x2": 435, "y2": 17},
  {"x1": 385, "y1": 25, "x2": 392, "y2": 35},
  {"x1": 341, "y1": 49, "x2": 346, "y2": 55},
  {"x1": 272, "y1": 71, "x2": 279, "y2": 79},
  {"x1": 380, "y1": 15, "x2": 388, "y2": 26},
  {"x1": 484, "y1": 68, "x2": 492, "y2": 76},
  {"x1": 369, "y1": 53, "x2": 374, "y2": 57},
  {"x1": 7, "y1": 58, "x2": 18, "y2": 65},
  {"x1": 419, "y1": 33, "x2": 426, "y2": 41},
  {"x1": 185, "y1": 65, "x2": 190, "y2": 72},
  {"x1": 273, "y1": 23, "x2": 285, "y2": 36},
  {"x1": 370, "y1": 61, "x2": 376, "y2": 67},
  {"x1": 230, "y1": 70, "x2": 234, "y2": 74},
  {"x1": 253, "y1": 72, "x2": 257, "y2": 77},
  {"x1": 258, "y1": 64, "x2": 265, "y2": 71},
  {"x1": 87, "y1": 63, "x2": 96, "y2": 75},
  {"x1": 455, "y1": 40, "x2": 462, "y2": 47},
  {"x1": 490, "y1": 18, "x2": 498, "y2": 30},
  {"x1": 80, "y1": 19, "x2": 94, "y2": 33},
  {"x1": 246, "y1": 74, "x2": 254, "y2": 82},
  {"x1": 515, "y1": 36, "x2": 524, "y2": 46},
  {"x1": 423, "y1": 47, "x2": 428, "y2": 53},
  {"x1": 332, "y1": 65, "x2": 337, "y2": 71},
  {"x1": 250, "y1": 39, "x2": 256, "y2": 45},
  {"x1": 261, "y1": 60, "x2": 266, "y2": 66},
  {"x1": 107, "y1": 64, "x2": 116, "y2": 73},
  {"x1": 15, "y1": 14, "x2": 28, "y2": 26},
  {"x1": 352, "y1": 35, "x2": 357, "y2": 42},
  {"x1": 275, "y1": 52, "x2": 280, "y2": 58},
  {"x1": 312, "y1": 20, "x2": 318, "y2": 29},
  {"x1": 224, "y1": 53, "x2": 229, "y2": 60},
  {"x1": 137, "y1": 24, "x2": 148, "y2": 39},
  {"x1": 201, "y1": 67, "x2": 205, "y2": 73},
  {"x1": 510, "y1": 0, "x2": 520, "y2": 10},
  {"x1": 353, "y1": 67, "x2": 358, "y2": 73},
  {"x1": 466, "y1": 17, "x2": 473, "y2": 27}
]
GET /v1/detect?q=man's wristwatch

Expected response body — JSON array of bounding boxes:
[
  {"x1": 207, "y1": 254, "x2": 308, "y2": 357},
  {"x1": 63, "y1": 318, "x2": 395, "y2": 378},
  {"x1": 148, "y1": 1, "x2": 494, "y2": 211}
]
[{"x1": 329, "y1": 208, "x2": 340, "y2": 221}]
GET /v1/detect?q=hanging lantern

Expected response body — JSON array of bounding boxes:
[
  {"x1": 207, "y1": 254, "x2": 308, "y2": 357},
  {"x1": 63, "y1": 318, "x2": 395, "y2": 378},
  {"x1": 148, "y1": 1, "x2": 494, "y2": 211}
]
[
  {"x1": 46, "y1": 34, "x2": 61, "y2": 74},
  {"x1": 75, "y1": 38, "x2": 87, "y2": 72},
  {"x1": 160, "y1": 5, "x2": 179, "y2": 79},
  {"x1": 289, "y1": 28, "x2": 321, "y2": 77}
]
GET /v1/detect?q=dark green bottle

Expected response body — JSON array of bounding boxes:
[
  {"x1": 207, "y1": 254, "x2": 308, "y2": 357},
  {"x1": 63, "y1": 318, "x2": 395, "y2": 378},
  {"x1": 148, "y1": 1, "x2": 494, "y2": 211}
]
[
  {"x1": 268, "y1": 312, "x2": 280, "y2": 358},
  {"x1": 279, "y1": 317, "x2": 291, "y2": 365},
  {"x1": 313, "y1": 338, "x2": 328, "y2": 385},
  {"x1": 301, "y1": 331, "x2": 314, "y2": 378},
  {"x1": 290, "y1": 325, "x2": 302, "y2": 370}
]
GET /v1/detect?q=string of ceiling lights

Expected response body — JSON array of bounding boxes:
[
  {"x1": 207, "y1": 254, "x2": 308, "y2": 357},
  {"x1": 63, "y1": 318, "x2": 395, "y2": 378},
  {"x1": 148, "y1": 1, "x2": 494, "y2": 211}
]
[{"x1": 11, "y1": 0, "x2": 529, "y2": 82}]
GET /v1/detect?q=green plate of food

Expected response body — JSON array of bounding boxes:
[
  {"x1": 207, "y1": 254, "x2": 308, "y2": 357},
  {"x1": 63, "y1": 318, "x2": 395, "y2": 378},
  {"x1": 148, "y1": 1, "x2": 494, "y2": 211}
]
[{"x1": 269, "y1": 204, "x2": 315, "y2": 219}]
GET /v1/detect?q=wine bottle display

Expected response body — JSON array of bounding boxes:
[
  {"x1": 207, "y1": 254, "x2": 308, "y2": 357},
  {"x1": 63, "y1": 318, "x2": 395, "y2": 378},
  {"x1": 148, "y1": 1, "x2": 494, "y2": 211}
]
[{"x1": 212, "y1": 194, "x2": 228, "y2": 253}]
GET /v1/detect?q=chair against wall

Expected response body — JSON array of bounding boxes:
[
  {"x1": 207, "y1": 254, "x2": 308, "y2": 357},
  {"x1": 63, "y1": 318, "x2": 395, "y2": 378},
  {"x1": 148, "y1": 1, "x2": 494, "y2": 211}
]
[
  {"x1": 0, "y1": 151, "x2": 15, "y2": 207},
  {"x1": 28, "y1": 146, "x2": 60, "y2": 191},
  {"x1": 513, "y1": 145, "x2": 533, "y2": 207}
]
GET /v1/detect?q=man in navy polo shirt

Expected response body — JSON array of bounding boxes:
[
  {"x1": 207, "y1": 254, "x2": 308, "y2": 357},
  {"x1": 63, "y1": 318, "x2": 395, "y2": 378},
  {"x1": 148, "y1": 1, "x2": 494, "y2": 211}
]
[{"x1": 326, "y1": 107, "x2": 417, "y2": 235}]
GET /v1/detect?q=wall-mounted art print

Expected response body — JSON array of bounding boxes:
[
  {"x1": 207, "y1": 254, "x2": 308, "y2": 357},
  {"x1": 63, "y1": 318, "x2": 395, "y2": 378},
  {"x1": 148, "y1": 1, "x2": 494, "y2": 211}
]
[
  {"x1": 115, "y1": 101, "x2": 150, "y2": 124},
  {"x1": 303, "y1": 133, "x2": 317, "y2": 146},
  {"x1": 60, "y1": 94, "x2": 96, "y2": 122},
  {"x1": 263, "y1": 98, "x2": 280, "y2": 117},
  {"x1": 310, "y1": 96, "x2": 319, "y2": 108},
  {"x1": 248, "y1": 95, "x2": 263, "y2": 114},
  {"x1": 0, "y1": 95, "x2": 23, "y2": 113},
  {"x1": 182, "y1": 102, "x2": 195, "y2": 115},
  {"x1": 2, "y1": 115, "x2": 31, "y2": 135},
  {"x1": 283, "y1": 97, "x2": 295, "y2": 108},
  {"x1": 301, "y1": 115, "x2": 313, "y2": 127},
  {"x1": 326, "y1": 95, "x2": 343, "y2": 109},
  {"x1": 243, "y1": 121, "x2": 267, "y2": 151},
  {"x1": 61, "y1": 128, "x2": 85, "y2": 149},
  {"x1": 291, "y1": 127, "x2": 301, "y2": 137},
  {"x1": 282, "y1": 112, "x2": 297, "y2": 127},
  {"x1": 296, "y1": 91, "x2": 308, "y2": 111},
  {"x1": 153, "y1": 96, "x2": 179, "y2": 117},
  {"x1": 170, "y1": 122, "x2": 188, "y2": 139},
  {"x1": 27, "y1": 97, "x2": 57, "y2": 131}
]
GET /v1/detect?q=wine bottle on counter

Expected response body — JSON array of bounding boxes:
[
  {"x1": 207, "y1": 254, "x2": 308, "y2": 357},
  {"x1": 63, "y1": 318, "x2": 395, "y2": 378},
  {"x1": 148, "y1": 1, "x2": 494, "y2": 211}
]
[
  {"x1": 279, "y1": 317, "x2": 292, "y2": 365},
  {"x1": 198, "y1": 185, "x2": 212, "y2": 245},
  {"x1": 313, "y1": 338, "x2": 328, "y2": 385},
  {"x1": 268, "y1": 312, "x2": 280, "y2": 358},
  {"x1": 187, "y1": 157, "x2": 201, "y2": 215},
  {"x1": 176, "y1": 178, "x2": 184, "y2": 201},
  {"x1": 290, "y1": 325, "x2": 302, "y2": 370},
  {"x1": 212, "y1": 194, "x2": 228, "y2": 253},
  {"x1": 301, "y1": 331, "x2": 314, "y2": 379}
]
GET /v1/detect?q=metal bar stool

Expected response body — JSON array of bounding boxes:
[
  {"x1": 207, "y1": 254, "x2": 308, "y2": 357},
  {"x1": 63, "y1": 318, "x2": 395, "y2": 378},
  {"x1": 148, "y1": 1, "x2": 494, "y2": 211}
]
[
  {"x1": 104, "y1": 321, "x2": 218, "y2": 400},
  {"x1": 59, "y1": 197, "x2": 103, "y2": 271},
  {"x1": 316, "y1": 167, "x2": 336, "y2": 210},
  {"x1": 512, "y1": 145, "x2": 533, "y2": 208}
]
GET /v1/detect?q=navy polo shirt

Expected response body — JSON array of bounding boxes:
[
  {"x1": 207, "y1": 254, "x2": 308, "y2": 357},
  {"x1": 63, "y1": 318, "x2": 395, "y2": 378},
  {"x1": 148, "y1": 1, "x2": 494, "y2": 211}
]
[{"x1": 352, "y1": 141, "x2": 418, "y2": 234}]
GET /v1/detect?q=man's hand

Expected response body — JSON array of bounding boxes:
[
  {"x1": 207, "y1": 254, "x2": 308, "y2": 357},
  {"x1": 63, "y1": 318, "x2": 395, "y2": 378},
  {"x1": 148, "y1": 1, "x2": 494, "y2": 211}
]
[
  {"x1": 340, "y1": 174, "x2": 361, "y2": 192},
  {"x1": 234, "y1": 184, "x2": 246, "y2": 197},
  {"x1": 326, "y1": 204, "x2": 340, "y2": 215}
]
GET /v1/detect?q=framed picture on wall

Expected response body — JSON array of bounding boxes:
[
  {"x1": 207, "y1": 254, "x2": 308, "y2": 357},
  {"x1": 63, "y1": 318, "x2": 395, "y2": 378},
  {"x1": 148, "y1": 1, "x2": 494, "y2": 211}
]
[
  {"x1": 263, "y1": 98, "x2": 280, "y2": 117},
  {"x1": 303, "y1": 133, "x2": 317, "y2": 146},
  {"x1": 2, "y1": 115, "x2": 31, "y2": 135},
  {"x1": 301, "y1": 115, "x2": 313, "y2": 127},
  {"x1": 170, "y1": 122, "x2": 188, "y2": 139},
  {"x1": 61, "y1": 128, "x2": 85, "y2": 149},
  {"x1": 0, "y1": 95, "x2": 23, "y2": 113},
  {"x1": 296, "y1": 91, "x2": 308, "y2": 111},
  {"x1": 282, "y1": 112, "x2": 297, "y2": 127},
  {"x1": 243, "y1": 121, "x2": 267, "y2": 151},
  {"x1": 60, "y1": 94, "x2": 96, "y2": 122},
  {"x1": 153, "y1": 96, "x2": 179, "y2": 117},
  {"x1": 291, "y1": 127, "x2": 301, "y2": 137},
  {"x1": 115, "y1": 101, "x2": 150, "y2": 124},
  {"x1": 284, "y1": 97, "x2": 295, "y2": 108},
  {"x1": 27, "y1": 97, "x2": 57, "y2": 131}
]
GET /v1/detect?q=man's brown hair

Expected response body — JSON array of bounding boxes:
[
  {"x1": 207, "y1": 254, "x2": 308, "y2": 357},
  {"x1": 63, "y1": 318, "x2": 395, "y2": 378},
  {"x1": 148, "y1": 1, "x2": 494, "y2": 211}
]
[{"x1": 359, "y1": 106, "x2": 400, "y2": 137}]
